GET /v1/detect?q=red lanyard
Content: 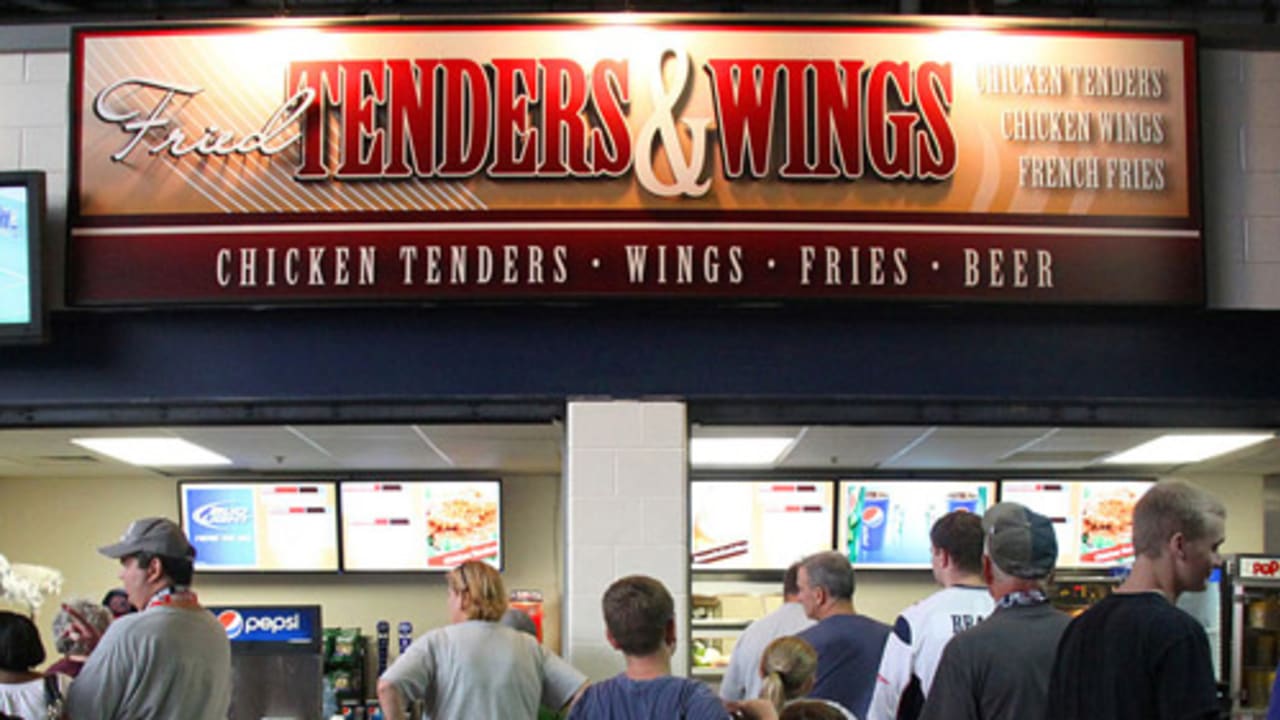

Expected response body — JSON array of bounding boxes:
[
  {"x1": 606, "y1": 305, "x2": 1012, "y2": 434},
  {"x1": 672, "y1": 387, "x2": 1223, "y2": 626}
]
[{"x1": 146, "y1": 589, "x2": 198, "y2": 610}]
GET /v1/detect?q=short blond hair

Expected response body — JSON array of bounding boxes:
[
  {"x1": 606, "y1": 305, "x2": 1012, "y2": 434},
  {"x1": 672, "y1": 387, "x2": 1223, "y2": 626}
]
[
  {"x1": 448, "y1": 562, "x2": 507, "y2": 622},
  {"x1": 1133, "y1": 481, "x2": 1226, "y2": 558}
]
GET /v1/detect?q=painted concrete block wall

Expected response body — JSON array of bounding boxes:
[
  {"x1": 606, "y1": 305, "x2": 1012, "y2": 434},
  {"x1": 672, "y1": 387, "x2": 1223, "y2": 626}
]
[
  {"x1": 1204, "y1": 50, "x2": 1280, "y2": 308},
  {"x1": 564, "y1": 400, "x2": 688, "y2": 681},
  {"x1": 0, "y1": 50, "x2": 69, "y2": 307}
]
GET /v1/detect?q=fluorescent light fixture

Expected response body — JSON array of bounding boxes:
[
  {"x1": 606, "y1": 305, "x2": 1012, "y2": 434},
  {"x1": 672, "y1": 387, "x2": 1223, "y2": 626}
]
[
  {"x1": 71, "y1": 438, "x2": 233, "y2": 467},
  {"x1": 691, "y1": 437, "x2": 793, "y2": 467},
  {"x1": 1103, "y1": 433, "x2": 1273, "y2": 465}
]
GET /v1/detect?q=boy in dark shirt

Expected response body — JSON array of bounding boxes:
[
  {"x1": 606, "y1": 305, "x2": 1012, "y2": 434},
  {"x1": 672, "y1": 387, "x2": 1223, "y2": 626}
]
[{"x1": 569, "y1": 575, "x2": 775, "y2": 720}]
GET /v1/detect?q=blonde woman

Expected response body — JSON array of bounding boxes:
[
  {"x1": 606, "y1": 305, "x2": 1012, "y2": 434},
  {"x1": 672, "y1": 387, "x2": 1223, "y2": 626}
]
[
  {"x1": 759, "y1": 637, "x2": 857, "y2": 720},
  {"x1": 377, "y1": 561, "x2": 587, "y2": 720}
]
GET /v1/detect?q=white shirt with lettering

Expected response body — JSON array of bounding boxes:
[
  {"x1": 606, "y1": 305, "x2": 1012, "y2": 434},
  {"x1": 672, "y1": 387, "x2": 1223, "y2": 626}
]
[{"x1": 867, "y1": 585, "x2": 994, "y2": 720}]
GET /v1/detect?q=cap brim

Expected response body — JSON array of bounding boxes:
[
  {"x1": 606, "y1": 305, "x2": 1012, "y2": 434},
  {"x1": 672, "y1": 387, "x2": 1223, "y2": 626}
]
[{"x1": 98, "y1": 541, "x2": 136, "y2": 558}]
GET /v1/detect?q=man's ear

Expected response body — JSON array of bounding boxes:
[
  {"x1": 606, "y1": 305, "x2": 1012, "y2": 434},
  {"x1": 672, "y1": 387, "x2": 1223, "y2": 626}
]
[
  {"x1": 605, "y1": 628, "x2": 622, "y2": 651},
  {"x1": 144, "y1": 556, "x2": 165, "y2": 583},
  {"x1": 665, "y1": 618, "x2": 677, "y2": 648},
  {"x1": 1170, "y1": 531, "x2": 1188, "y2": 560},
  {"x1": 981, "y1": 554, "x2": 994, "y2": 585}
]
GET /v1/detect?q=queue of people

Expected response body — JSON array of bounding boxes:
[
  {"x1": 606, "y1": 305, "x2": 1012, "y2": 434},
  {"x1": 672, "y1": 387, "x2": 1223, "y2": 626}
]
[
  {"x1": 714, "y1": 480, "x2": 1228, "y2": 720},
  {"x1": 0, "y1": 479, "x2": 1232, "y2": 720}
]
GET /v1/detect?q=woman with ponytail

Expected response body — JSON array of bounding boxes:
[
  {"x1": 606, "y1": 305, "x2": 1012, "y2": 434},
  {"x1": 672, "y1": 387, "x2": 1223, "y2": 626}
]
[{"x1": 758, "y1": 636, "x2": 858, "y2": 720}]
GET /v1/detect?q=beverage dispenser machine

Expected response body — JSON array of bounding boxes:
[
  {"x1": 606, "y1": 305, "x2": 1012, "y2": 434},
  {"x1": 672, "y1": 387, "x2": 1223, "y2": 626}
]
[
  {"x1": 211, "y1": 604, "x2": 324, "y2": 720},
  {"x1": 1226, "y1": 555, "x2": 1280, "y2": 718}
]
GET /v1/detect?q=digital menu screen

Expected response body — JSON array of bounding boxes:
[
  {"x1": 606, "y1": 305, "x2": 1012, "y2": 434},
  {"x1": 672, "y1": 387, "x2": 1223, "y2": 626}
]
[
  {"x1": 690, "y1": 481, "x2": 835, "y2": 570},
  {"x1": 0, "y1": 185, "x2": 32, "y2": 328},
  {"x1": 838, "y1": 480, "x2": 996, "y2": 569},
  {"x1": 341, "y1": 480, "x2": 502, "y2": 572},
  {"x1": 179, "y1": 481, "x2": 339, "y2": 572},
  {"x1": 998, "y1": 480, "x2": 1154, "y2": 567}
]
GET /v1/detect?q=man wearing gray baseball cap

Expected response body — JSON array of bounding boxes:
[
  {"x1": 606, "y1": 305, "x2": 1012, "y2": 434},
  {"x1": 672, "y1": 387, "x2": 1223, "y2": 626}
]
[
  {"x1": 918, "y1": 502, "x2": 1071, "y2": 720},
  {"x1": 65, "y1": 517, "x2": 230, "y2": 720}
]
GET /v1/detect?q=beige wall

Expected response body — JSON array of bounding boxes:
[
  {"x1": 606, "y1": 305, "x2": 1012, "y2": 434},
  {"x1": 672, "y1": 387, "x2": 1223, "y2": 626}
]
[{"x1": 0, "y1": 472, "x2": 563, "y2": 682}]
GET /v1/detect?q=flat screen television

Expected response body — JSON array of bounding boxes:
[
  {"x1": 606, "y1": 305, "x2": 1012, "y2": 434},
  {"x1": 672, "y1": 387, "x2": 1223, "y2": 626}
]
[
  {"x1": 340, "y1": 480, "x2": 502, "y2": 572},
  {"x1": 837, "y1": 480, "x2": 996, "y2": 569},
  {"x1": 0, "y1": 171, "x2": 45, "y2": 344},
  {"x1": 178, "y1": 481, "x2": 340, "y2": 572},
  {"x1": 690, "y1": 480, "x2": 835, "y2": 570},
  {"x1": 998, "y1": 479, "x2": 1155, "y2": 568}
]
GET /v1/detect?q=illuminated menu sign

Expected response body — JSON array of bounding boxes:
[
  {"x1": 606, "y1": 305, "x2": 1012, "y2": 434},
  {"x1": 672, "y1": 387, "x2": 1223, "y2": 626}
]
[
  {"x1": 691, "y1": 481, "x2": 834, "y2": 570},
  {"x1": 341, "y1": 480, "x2": 502, "y2": 571},
  {"x1": 838, "y1": 480, "x2": 995, "y2": 568},
  {"x1": 70, "y1": 23, "x2": 1200, "y2": 306},
  {"x1": 180, "y1": 482, "x2": 339, "y2": 572},
  {"x1": 999, "y1": 480, "x2": 1153, "y2": 567}
]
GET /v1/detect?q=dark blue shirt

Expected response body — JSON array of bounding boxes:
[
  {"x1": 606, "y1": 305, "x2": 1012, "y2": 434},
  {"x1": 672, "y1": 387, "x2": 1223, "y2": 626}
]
[
  {"x1": 567, "y1": 674, "x2": 728, "y2": 720},
  {"x1": 799, "y1": 613, "x2": 892, "y2": 720}
]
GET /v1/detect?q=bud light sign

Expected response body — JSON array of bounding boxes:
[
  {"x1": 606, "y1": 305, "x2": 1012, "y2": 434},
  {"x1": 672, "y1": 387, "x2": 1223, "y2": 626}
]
[
  {"x1": 182, "y1": 486, "x2": 256, "y2": 568},
  {"x1": 209, "y1": 606, "x2": 319, "y2": 645}
]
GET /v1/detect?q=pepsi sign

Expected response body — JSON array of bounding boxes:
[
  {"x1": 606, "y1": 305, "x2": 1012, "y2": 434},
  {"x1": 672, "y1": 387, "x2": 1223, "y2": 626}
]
[{"x1": 208, "y1": 605, "x2": 320, "y2": 646}]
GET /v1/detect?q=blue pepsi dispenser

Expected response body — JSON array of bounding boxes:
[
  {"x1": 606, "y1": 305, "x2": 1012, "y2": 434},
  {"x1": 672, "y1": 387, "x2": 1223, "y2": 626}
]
[{"x1": 210, "y1": 605, "x2": 324, "y2": 720}]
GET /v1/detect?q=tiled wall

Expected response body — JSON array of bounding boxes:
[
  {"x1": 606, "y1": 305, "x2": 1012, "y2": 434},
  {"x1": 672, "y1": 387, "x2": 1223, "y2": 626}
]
[
  {"x1": 1204, "y1": 49, "x2": 1280, "y2": 309},
  {"x1": 0, "y1": 51, "x2": 67, "y2": 204},
  {"x1": 0, "y1": 49, "x2": 69, "y2": 306},
  {"x1": 564, "y1": 400, "x2": 688, "y2": 680}
]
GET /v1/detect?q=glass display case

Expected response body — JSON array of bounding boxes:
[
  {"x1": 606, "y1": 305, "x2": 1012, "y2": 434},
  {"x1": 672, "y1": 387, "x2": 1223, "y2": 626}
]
[{"x1": 689, "y1": 574, "x2": 785, "y2": 688}]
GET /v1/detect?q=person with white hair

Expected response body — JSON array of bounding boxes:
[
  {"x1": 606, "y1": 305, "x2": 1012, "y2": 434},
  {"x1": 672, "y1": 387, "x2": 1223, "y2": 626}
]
[{"x1": 47, "y1": 599, "x2": 112, "y2": 678}]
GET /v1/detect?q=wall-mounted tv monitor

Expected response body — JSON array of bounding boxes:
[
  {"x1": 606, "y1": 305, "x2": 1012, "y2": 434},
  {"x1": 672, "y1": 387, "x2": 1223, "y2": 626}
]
[
  {"x1": 0, "y1": 171, "x2": 45, "y2": 344},
  {"x1": 179, "y1": 481, "x2": 340, "y2": 572},
  {"x1": 690, "y1": 480, "x2": 835, "y2": 570},
  {"x1": 998, "y1": 479, "x2": 1155, "y2": 568},
  {"x1": 838, "y1": 480, "x2": 996, "y2": 569},
  {"x1": 340, "y1": 480, "x2": 502, "y2": 572}
]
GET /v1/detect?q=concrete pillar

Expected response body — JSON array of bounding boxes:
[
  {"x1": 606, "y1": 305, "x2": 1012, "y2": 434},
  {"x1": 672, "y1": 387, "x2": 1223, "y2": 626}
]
[{"x1": 562, "y1": 400, "x2": 688, "y2": 680}]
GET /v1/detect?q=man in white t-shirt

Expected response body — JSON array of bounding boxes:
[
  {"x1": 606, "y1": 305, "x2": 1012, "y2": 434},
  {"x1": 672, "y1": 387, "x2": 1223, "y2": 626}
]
[
  {"x1": 720, "y1": 562, "x2": 815, "y2": 702},
  {"x1": 867, "y1": 510, "x2": 994, "y2": 720}
]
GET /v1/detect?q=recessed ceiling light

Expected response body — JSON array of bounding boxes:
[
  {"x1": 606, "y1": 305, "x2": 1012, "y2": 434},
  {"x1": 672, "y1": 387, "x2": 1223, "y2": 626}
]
[
  {"x1": 71, "y1": 438, "x2": 233, "y2": 467},
  {"x1": 1103, "y1": 433, "x2": 1273, "y2": 465},
  {"x1": 690, "y1": 437, "x2": 794, "y2": 467}
]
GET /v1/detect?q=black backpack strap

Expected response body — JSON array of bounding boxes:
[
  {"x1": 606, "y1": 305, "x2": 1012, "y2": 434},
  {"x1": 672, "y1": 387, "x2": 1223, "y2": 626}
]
[{"x1": 44, "y1": 674, "x2": 63, "y2": 704}]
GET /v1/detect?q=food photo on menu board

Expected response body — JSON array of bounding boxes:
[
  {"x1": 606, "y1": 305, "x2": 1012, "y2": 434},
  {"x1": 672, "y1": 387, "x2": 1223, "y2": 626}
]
[
  {"x1": 179, "y1": 481, "x2": 340, "y2": 572},
  {"x1": 340, "y1": 480, "x2": 501, "y2": 571},
  {"x1": 838, "y1": 481, "x2": 995, "y2": 568},
  {"x1": 998, "y1": 480, "x2": 1153, "y2": 567},
  {"x1": 690, "y1": 481, "x2": 835, "y2": 570}
]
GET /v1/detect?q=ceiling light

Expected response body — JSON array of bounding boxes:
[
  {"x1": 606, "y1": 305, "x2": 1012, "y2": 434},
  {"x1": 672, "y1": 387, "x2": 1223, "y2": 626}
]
[
  {"x1": 71, "y1": 438, "x2": 233, "y2": 467},
  {"x1": 1103, "y1": 433, "x2": 1273, "y2": 465},
  {"x1": 691, "y1": 437, "x2": 794, "y2": 467}
]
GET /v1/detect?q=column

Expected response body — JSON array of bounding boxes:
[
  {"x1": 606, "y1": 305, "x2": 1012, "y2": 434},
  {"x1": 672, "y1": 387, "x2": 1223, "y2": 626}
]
[{"x1": 563, "y1": 400, "x2": 688, "y2": 680}]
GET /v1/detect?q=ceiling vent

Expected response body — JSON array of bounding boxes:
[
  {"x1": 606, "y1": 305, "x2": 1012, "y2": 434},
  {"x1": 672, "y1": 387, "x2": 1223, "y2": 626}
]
[{"x1": 32, "y1": 455, "x2": 103, "y2": 465}]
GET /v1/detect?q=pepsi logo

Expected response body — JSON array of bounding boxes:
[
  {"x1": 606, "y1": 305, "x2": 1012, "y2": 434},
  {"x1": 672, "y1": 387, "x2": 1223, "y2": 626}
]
[
  {"x1": 218, "y1": 610, "x2": 244, "y2": 639},
  {"x1": 862, "y1": 506, "x2": 886, "y2": 528}
]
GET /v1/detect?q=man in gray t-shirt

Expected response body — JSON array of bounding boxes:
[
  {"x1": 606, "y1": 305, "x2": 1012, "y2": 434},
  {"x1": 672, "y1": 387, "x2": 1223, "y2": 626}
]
[
  {"x1": 66, "y1": 517, "x2": 231, "y2": 720},
  {"x1": 379, "y1": 561, "x2": 586, "y2": 719},
  {"x1": 383, "y1": 620, "x2": 585, "y2": 718}
]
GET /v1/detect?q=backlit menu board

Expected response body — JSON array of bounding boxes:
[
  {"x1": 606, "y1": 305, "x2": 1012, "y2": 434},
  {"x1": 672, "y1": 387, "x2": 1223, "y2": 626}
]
[
  {"x1": 341, "y1": 480, "x2": 501, "y2": 571},
  {"x1": 838, "y1": 480, "x2": 995, "y2": 569},
  {"x1": 999, "y1": 480, "x2": 1154, "y2": 567},
  {"x1": 690, "y1": 481, "x2": 834, "y2": 570},
  {"x1": 179, "y1": 481, "x2": 339, "y2": 572}
]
